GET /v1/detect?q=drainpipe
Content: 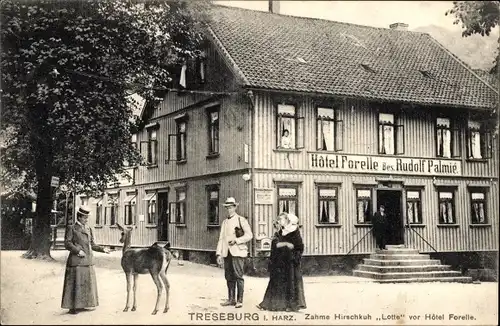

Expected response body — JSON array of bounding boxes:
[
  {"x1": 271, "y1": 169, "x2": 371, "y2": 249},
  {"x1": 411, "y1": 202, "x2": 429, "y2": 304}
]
[{"x1": 246, "y1": 89, "x2": 256, "y2": 274}]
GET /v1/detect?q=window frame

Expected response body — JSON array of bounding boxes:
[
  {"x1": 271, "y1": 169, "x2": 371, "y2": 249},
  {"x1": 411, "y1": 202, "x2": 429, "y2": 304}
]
[
  {"x1": 405, "y1": 188, "x2": 423, "y2": 225},
  {"x1": 378, "y1": 112, "x2": 404, "y2": 155},
  {"x1": 317, "y1": 184, "x2": 340, "y2": 225},
  {"x1": 207, "y1": 106, "x2": 220, "y2": 156},
  {"x1": 437, "y1": 187, "x2": 457, "y2": 225},
  {"x1": 355, "y1": 187, "x2": 373, "y2": 224},
  {"x1": 469, "y1": 188, "x2": 488, "y2": 225},
  {"x1": 206, "y1": 184, "x2": 220, "y2": 226},
  {"x1": 95, "y1": 198, "x2": 103, "y2": 226},
  {"x1": 123, "y1": 192, "x2": 137, "y2": 226},
  {"x1": 140, "y1": 125, "x2": 159, "y2": 166},
  {"x1": 169, "y1": 187, "x2": 187, "y2": 225},
  {"x1": 466, "y1": 119, "x2": 492, "y2": 160},
  {"x1": 316, "y1": 106, "x2": 343, "y2": 152},
  {"x1": 105, "y1": 194, "x2": 119, "y2": 226},
  {"x1": 168, "y1": 116, "x2": 189, "y2": 163},
  {"x1": 276, "y1": 103, "x2": 304, "y2": 150},
  {"x1": 276, "y1": 183, "x2": 300, "y2": 218}
]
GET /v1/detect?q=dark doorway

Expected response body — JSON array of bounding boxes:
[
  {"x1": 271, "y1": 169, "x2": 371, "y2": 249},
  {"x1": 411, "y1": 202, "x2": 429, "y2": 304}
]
[
  {"x1": 157, "y1": 192, "x2": 169, "y2": 241},
  {"x1": 377, "y1": 189, "x2": 403, "y2": 245}
]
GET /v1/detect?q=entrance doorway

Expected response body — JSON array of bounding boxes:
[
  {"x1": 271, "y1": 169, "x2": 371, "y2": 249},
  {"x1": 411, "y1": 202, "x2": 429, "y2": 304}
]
[
  {"x1": 157, "y1": 192, "x2": 169, "y2": 241},
  {"x1": 376, "y1": 189, "x2": 403, "y2": 245}
]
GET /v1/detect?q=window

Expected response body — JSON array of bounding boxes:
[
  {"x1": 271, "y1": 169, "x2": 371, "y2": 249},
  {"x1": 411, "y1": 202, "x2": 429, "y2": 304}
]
[
  {"x1": 140, "y1": 129, "x2": 158, "y2": 166},
  {"x1": 438, "y1": 189, "x2": 455, "y2": 224},
  {"x1": 470, "y1": 190, "x2": 487, "y2": 224},
  {"x1": 207, "y1": 107, "x2": 219, "y2": 155},
  {"x1": 168, "y1": 118, "x2": 188, "y2": 162},
  {"x1": 318, "y1": 186, "x2": 338, "y2": 224},
  {"x1": 277, "y1": 185, "x2": 298, "y2": 216},
  {"x1": 170, "y1": 188, "x2": 186, "y2": 224},
  {"x1": 197, "y1": 51, "x2": 206, "y2": 84},
  {"x1": 105, "y1": 194, "x2": 119, "y2": 226},
  {"x1": 467, "y1": 120, "x2": 492, "y2": 159},
  {"x1": 95, "y1": 198, "x2": 103, "y2": 225},
  {"x1": 316, "y1": 107, "x2": 343, "y2": 151},
  {"x1": 207, "y1": 185, "x2": 219, "y2": 225},
  {"x1": 144, "y1": 192, "x2": 157, "y2": 225},
  {"x1": 125, "y1": 134, "x2": 138, "y2": 167},
  {"x1": 356, "y1": 189, "x2": 372, "y2": 223},
  {"x1": 276, "y1": 104, "x2": 304, "y2": 149},
  {"x1": 124, "y1": 192, "x2": 137, "y2": 226},
  {"x1": 378, "y1": 113, "x2": 404, "y2": 155},
  {"x1": 406, "y1": 189, "x2": 422, "y2": 224},
  {"x1": 436, "y1": 118, "x2": 451, "y2": 158}
]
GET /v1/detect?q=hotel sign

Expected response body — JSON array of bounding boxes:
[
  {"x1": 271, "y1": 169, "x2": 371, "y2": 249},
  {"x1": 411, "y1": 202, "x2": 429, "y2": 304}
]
[{"x1": 309, "y1": 153, "x2": 461, "y2": 176}]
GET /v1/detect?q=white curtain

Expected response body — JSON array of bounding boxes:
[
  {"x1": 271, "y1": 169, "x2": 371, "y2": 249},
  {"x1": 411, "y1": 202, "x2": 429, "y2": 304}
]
[
  {"x1": 320, "y1": 120, "x2": 334, "y2": 150},
  {"x1": 478, "y1": 203, "x2": 485, "y2": 223},
  {"x1": 328, "y1": 200, "x2": 336, "y2": 223},
  {"x1": 280, "y1": 118, "x2": 295, "y2": 148},
  {"x1": 407, "y1": 202, "x2": 414, "y2": 224},
  {"x1": 357, "y1": 200, "x2": 365, "y2": 223},
  {"x1": 442, "y1": 129, "x2": 451, "y2": 158},
  {"x1": 440, "y1": 202, "x2": 447, "y2": 223},
  {"x1": 179, "y1": 64, "x2": 187, "y2": 88},
  {"x1": 471, "y1": 131, "x2": 482, "y2": 158}
]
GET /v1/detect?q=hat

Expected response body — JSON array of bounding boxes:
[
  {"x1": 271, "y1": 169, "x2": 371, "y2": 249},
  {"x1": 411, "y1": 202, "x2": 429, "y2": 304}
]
[
  {"x1": 77, "y1": 206, "x2": 91, "y2": 216},
  {"x1": 222, "y1": 197, "x2": 239, "y2": 207},
  {"x1": 287, "y1": 213, "x2": 299, "y2": 225}
]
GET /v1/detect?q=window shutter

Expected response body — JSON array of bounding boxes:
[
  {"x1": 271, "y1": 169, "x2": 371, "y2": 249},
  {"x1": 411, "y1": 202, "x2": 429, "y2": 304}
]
[
  {"x1": 481, "y1": 131, "x2": 492, "y2": 159},
  {"x1": 296, "y1": 116, "x2": 305, "y2": 149},
  {"x1": 166, "y1": 134, "x2": 178, "y2": 163},
  {"x1": 334, "y1": 118, "x2": 344, "y2": 152},
  {"x1": 151, "y1": 139, "x2": 158, "y2": 165},
  {"x1": 396, "y1": 123, "x2": 405, "y2": 155},
  {"x1": 466, "y1": 129, "x2": 472, "y2": 158}
]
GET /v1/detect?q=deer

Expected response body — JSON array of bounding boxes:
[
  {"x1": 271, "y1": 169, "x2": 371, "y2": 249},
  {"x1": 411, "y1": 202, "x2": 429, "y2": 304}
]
[{"x1": 116, "y1": 223, "x2": 175, "y2": 315}]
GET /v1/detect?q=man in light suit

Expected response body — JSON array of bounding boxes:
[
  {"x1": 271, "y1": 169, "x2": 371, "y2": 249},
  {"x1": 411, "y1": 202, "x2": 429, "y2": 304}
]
[{"x1": 216, "y1": 197, "x2": 253, "y2": 308}]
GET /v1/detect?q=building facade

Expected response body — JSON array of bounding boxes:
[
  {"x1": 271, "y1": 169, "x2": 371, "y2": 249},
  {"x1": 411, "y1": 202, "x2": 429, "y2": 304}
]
[{"x1": 83, "y1": 5, "x2": 499, "y2": 274}]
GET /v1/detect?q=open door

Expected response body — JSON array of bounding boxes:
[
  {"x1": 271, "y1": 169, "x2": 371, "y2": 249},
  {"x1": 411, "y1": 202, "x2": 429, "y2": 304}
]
[
  {"x1": 377, "y1": 189, "x2": 403, "y2": 245},
  {"x1": 157, "y1": 191, "x2": 169, "y2": 241}
]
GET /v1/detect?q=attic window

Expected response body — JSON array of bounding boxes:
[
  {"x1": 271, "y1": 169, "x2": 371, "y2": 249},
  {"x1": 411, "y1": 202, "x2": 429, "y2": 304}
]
[
  {"x1": 360, "y1": 63, "x2": 376, "y2": 73},
  {"x1": 420, "y1": 69, "x2": 434, "y2": 78}
]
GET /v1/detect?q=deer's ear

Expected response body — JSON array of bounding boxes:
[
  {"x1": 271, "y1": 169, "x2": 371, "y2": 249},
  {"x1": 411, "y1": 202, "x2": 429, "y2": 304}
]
[
  {"x1": 116, "y1": 223, "x2": 124, "y2": 231},
  {"x1": 164, "y1": 241, "x2": 171, "y2": 250}
]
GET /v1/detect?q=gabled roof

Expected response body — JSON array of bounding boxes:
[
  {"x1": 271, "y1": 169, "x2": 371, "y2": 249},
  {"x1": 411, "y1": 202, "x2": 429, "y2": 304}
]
[{"x1": 207, "y1": 5, "x2": 498, "y2": 110}]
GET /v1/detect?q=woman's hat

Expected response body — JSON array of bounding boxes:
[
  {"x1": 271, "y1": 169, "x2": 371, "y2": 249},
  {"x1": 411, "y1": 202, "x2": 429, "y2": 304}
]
[
  {"x1": 287, "y1": 213, "x2": 299, "y2": 225},
  {"x1": 223, "y1": 197, "x2": 239, "y2": 207},
  {"x1": 77, "y1": 206, "x2": 91, "y2": 216}
]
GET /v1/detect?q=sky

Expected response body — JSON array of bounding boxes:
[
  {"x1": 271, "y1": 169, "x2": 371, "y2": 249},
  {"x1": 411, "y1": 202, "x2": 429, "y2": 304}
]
[{"x1": 214, "y1": 1, "x2": 498, "y2": 36}]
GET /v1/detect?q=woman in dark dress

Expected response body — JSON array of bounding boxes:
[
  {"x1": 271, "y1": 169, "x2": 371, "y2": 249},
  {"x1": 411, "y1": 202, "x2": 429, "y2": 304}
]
[
  {"x1": 61, "y1": 206, "x2": 110, "y2": 314},
  {"x1": 257, "y1": 213, "x2": 306, "y2": 312}
]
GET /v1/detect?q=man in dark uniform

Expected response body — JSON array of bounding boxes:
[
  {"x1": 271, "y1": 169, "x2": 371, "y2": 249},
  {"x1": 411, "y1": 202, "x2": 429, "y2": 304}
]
[{"x1": 372, "y1": 204, "x2": 388, "y2": 250}]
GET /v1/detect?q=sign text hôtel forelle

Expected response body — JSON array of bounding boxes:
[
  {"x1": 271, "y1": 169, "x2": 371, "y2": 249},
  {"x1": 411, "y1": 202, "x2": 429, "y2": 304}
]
[{"x1": 309, "y1": 153, "x2": 461, "y2": 176}]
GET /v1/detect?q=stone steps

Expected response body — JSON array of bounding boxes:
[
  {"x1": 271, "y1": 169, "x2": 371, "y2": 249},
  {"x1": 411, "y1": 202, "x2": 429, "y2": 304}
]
[
  {"x1": 363, "y1": 258, "x2": 441, "y2": 266},
  {"x1": 353, "y1": 246, "x2": 472, "y2": 283},
  {"x1": 357, "y1": 264, "x2": 452, "y2": 273}
]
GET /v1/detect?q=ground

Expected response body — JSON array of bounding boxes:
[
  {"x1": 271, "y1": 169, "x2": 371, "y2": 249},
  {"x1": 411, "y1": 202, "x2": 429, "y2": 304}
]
[{"x1": 0, "y1": 250, "x2": 498, "y2": 325}]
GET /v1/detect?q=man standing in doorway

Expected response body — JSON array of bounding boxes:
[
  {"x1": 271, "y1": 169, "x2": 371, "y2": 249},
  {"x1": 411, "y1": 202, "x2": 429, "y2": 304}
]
[
  {"x1": 216, "y1": 197, "x2": 253, "y2": 308},
  {"x1": 372, "y1": 204, "x2": 388, "y2": 250}
]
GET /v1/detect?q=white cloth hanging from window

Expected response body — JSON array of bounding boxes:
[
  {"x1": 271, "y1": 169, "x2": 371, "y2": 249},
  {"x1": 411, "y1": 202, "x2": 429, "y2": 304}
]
[
  {"x1": 471, "y1": 131, "x2": 482, "y2": 158},
  {"x1": 179, "y1": 64, "x2": 187, "y2": 88}
]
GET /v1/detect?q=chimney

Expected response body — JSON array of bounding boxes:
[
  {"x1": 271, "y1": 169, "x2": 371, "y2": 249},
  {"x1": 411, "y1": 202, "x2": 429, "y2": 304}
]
[
  {"x1": 269, "y1": 1, "x2": 280, "y2": 14},
  {"x1": 389, "y1": 22, "x2": 409, "y2": 31}
]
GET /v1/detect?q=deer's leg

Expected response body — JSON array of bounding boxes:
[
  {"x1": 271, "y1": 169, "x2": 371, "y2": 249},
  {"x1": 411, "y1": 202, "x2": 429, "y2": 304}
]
[
  {"x1": 131, "y1": 273, "x2": 138, "y2": 311},
  {"x1": 123, "y1": 272, "x2": 131, "y2": 312},
  {"x1": 150, "y1": 272, "x2": 163, "y2": 315},
  {"x1": 159, "y1": 271, "x2": 169, "y2": 313}
]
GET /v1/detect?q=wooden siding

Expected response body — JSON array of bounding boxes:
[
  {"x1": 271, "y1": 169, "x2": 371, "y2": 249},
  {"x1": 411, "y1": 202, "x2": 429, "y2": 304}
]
[
  {"x1": 251, "y1": 91, "x2": 498, "y2": 178},
  {"x1": 89, "y1": 173, "x2": 251, "y2": 249},
  {"x1": 252, "y1": 171, "x2": 499, "y2": 255},
  {"x1": 134, "y1": 92, "x2": 250, "y2": 185}
]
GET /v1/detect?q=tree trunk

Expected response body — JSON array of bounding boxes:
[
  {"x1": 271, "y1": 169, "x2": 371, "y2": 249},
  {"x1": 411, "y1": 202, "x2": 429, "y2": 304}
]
[{"x1": 22, "y1": 174, "x2": 54, "y2": 260}]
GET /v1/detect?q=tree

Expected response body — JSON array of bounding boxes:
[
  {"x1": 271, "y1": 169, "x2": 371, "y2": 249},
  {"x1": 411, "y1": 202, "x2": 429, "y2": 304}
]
[
  {"x1": 0, "y1": 0, "x2": 210, "y2": 259},
  {"x1": 446, "y1": 1, "x2": 500, "y2": 74}
]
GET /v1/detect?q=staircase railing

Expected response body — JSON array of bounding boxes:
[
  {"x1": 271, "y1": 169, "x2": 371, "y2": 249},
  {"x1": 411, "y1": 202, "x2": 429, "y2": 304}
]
[
  {"x1": 405, "y1": 225, "x2": 438, "y2": 253},
  {"x1": 347, "y1": 227, "x2": 373, "y2": 255}
]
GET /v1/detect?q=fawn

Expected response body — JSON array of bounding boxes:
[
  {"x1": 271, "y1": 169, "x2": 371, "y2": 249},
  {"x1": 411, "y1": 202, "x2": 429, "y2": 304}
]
[{"x1": 117, "y1": 223, "x2": 175, "y2": 315}]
